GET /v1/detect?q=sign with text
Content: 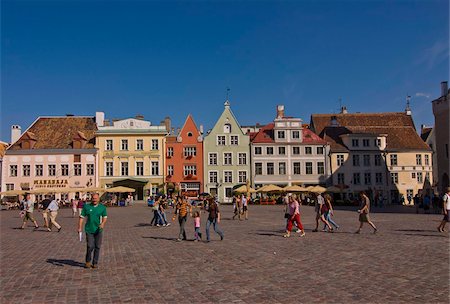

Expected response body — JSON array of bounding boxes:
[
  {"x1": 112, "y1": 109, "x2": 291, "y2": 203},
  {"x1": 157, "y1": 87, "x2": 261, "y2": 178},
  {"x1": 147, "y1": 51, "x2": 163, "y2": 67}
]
[{"x1": 34, "y1": 179, "x2": 68, "y2": 188}]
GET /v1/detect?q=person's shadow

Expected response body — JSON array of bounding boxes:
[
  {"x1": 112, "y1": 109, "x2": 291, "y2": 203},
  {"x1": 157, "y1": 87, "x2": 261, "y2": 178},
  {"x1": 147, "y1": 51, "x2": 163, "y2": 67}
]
[{"x1": 46, "y1": 259, "x2": 85, "y2": 268}]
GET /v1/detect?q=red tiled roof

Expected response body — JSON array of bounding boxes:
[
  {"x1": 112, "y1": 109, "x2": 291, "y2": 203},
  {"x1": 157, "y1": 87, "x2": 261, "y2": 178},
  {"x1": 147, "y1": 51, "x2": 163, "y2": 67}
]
[
  {"x1": 251, "y1": 123, "x2": 326, "y2": 144},
  {"x1": 8, "y1": 117, "x2": 98, "y2": 150}
]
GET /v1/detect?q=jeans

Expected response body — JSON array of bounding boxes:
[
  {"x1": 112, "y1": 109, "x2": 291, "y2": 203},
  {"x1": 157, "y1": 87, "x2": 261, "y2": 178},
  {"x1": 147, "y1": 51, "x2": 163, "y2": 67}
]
[
  {"x1": 194, "y1": 227, "x2": 202, "y2": 240},
  {"x1": 151, "y1": 210, "x2": 162, "y2": 226},
  {"x1": 206, "y1": 218, "x2": 224, "y2": 241},
  {"x1": 86, "y1": 230, "x2": 103, "y2": 265},
  {"x1": 178, "y1": 216, "x2": 187, "y2": 240},
  {"x1": 159, "y1": 211, "x2": 168, "y2": 225},
  {"x1": 323, "y1": 211, "x2": 339, "y2": 229}
]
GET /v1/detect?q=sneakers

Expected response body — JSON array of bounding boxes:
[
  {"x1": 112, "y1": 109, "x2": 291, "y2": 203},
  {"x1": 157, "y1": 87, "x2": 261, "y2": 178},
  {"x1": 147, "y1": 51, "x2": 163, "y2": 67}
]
[
  {"x1": 91, "y1": 264, "x2": 98, "y2": 269},
  {"x1": 300, "y1": 231, "x2": 306, "y2": 237},
  {"x1": 58, "y1": 227, "x2": 62, "y2": 232},
  {"x1": 176, "y1": 238, "x2": 182, "y2": 242},
  {"x1": 85, "y1": 262, "x2": 92, "y2": 269},
  {"x1": 156, "y1": 224, "x2": 161, "y2": 227},
  {"x1": 166, "y1": 223, "x2": 171, "y2": 226},
  {"x1": 33, "y1": 226, "x2": 39, "y2": 230},
  {"x1": 283, "y1": 233, "x2": 290, "y2": 238},
  {"x1": 220, "y1": 235, "x2": 224, "y2": 241},
  {"x1": 321, "y1": 229, "x2": 327, "y2": 232},
  {"x1": 47, "y1": 228, "x2": 51, "y2": 232}
]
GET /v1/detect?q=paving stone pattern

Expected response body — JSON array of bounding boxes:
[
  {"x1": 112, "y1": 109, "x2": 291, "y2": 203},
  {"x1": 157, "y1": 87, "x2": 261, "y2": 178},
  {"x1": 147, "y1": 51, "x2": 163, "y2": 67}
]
[{"x1": 1, "y1": 203, "x2": 449, "y2": 303}]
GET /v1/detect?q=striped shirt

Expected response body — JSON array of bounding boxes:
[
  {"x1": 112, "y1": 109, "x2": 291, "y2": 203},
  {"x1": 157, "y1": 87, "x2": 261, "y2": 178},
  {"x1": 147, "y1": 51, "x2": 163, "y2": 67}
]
[{"x1": 177, "y1": 201, "x2": 189, "y2": 217}]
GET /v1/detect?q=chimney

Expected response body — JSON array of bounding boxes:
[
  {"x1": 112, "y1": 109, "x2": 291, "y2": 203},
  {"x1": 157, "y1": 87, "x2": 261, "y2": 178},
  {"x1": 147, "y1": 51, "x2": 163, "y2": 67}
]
[
  {"x1": 340, "y1": 106, "x2": 348, "y2": 114},
  {"x1": 440, "y1": 81, "x2": 448, "y2": 97},
  {"x1": 11, "y1": 125, "x2": 22, "y2": 143},
  {"x1": 164, "y1": 116, "x2": 171, "y2": 132},
  {"x1": 276, "y1": 105, "x2": 285, "y2": 118},
  {"x1": 199, "y1": 124, "x2": 204, "y2": 134},
  {"x1": 96, "y1": 112, "x2": 105, "y2": 127}
]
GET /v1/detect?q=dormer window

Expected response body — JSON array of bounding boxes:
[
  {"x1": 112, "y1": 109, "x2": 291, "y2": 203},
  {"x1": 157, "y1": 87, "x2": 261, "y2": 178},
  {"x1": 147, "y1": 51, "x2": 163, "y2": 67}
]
[
  {"x1": 224, "y1": 123, "x2": 231, "y2": 133},
  {"x1": 187, "y1": 132, "x2": 193, "y2": 137}
]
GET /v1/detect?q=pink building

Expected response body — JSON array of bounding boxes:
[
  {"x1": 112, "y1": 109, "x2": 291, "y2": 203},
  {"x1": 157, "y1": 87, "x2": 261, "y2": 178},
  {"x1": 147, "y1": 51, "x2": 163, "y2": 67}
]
[{"x1": 1, "y1": 115, "x2": 99, "y2": 200}]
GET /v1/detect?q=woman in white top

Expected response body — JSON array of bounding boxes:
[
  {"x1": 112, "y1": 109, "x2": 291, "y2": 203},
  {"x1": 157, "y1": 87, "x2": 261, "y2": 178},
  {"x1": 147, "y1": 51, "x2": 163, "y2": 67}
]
[{"x1": 437, "y1": 187, "x2": 450, "y2": 233}]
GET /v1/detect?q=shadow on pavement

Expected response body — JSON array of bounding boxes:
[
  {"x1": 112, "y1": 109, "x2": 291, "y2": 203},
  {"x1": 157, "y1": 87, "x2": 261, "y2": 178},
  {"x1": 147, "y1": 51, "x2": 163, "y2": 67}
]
[
  {"x1": 253, "y1": 232, "x2": 280, "y2": 237},
  {"x1": 142, "y1": 236, "x2": 179, "y2": 241},
  {"x1": 135, "y1": 223, "x2": 154, "y2": 227},
  {"x1": 46, "y1": 259, "x2": 85, "y2": 268},
  {"x1": 403, "y1": 233, "x2": 446, "y2": 238},
  {"x1": 395, "y1": 229, "x2": 438, "y2": 232}
]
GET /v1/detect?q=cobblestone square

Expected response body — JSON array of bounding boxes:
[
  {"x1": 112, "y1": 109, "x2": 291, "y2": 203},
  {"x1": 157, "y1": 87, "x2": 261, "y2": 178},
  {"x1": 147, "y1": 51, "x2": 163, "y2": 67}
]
[{"x1": 1, "y1": 203, "x2": 449, "y2": 303}]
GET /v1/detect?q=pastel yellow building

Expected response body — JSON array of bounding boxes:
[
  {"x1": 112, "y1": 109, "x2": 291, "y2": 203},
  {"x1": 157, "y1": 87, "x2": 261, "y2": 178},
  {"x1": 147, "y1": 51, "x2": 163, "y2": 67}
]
[
  {"x1": 311, "y1": 108, "x2": 432, "y2": 205},
  {"x1": 95, "y1": 113, "x2": 168, "y2": 199}
]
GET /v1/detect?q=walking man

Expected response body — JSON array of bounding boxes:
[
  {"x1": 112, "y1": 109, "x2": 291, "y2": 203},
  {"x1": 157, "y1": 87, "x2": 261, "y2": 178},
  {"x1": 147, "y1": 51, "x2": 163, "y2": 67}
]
[
  {"x1": 355, "y1": 191, "x2": 378, "y2": 234},
  {"x1": 78, "y1": 193, "x2": 107, "y2": 269},
  {"x1": 206, "y1": 198, "x2": 224, "y2": 242},
  {"x1": 437, "y1": 187, "x2": 450, "y2": 232},
  {"x1": 175, "y1": 196, "x2": 191, "y2": 241},
  {"x1": 47, "y1": 198, "x2": 62, "y2": 232},
  {"x1": 20, "y1": 193, "x2": 39, "y2": 230},
  {"x1": 40, "y1": 196, "x2": 52, "y2": 229}
]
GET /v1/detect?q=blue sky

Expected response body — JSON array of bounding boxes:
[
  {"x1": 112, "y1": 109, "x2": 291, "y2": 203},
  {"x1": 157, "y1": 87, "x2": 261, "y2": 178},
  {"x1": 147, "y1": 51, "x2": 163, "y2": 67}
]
[{"x1": 1, "y1": 0, "x2": 448, "y2": 142}]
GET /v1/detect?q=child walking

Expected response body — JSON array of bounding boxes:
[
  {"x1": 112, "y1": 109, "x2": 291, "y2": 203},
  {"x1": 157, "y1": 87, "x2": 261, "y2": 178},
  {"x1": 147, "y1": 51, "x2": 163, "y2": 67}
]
[{"x1": 193, "y1": 211, "x2": 202, "y2": 241}]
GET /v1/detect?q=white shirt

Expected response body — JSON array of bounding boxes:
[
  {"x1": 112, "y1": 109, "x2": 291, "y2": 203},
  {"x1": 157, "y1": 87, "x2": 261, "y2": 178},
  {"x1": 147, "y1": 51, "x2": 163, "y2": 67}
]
[
  {"x1": 444, "y1": 193, "x2": 450, "y2": 210},
  {"x1": 47, "y1": 200, "x2": 59, "y2": 211},
  {"x1": 242, "y1": 196, "x2": 247, "y2": 206}
]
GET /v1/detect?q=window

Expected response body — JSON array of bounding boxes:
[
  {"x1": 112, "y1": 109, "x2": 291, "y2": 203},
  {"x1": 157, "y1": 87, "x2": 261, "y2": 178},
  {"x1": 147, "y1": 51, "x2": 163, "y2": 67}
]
[
  {"x1": 411, "y1": 172, "x2": 416, "y2": 179},
  {"x1": 224, "y1": 153, "x2": 232, "y2": 165},
  {"x1": 375, "y1": 173, "x2": 383, "y2": 185},
  {"x1": 187, "y1": 132, "x2": 193, "y2": 137},
  {"x1": 337, "y1": 155, "x2": 345, "y2": 166},
  {"x1": 136, "y1": 162, "x2": 144, "y2": 176},
  {"x1": 390, "y1": 154, "x2": 397, "y2": 166},
  {"x1": 74, "y1": 164, "x2": 82, "y2": 176},
  {"x1": 6, "y1": 184, "x2": 14, "y2": 191},
  {"x1": 224, "y1": 123, "x2": 231, "y2": 133},
  {"x1": 305, "y1": 162, "x2": 313, "y2": 174},
  {"x1": 267, "y1": 163, "x2": 274, "y2": 175},
  {"x1": 352, "y1": 139, "x2": 359, "y2": 147},
  {"x1": 151, "y1": 162, "x2": 159, "y2": 176},
  {"x1": 217, "y1": 135, "x2": 226, "y2": 146},
  {"x1": 363, "y1": 139, "x2": 370, "y2": 147},
  {"x1": 136, "y1": 139, "x2": 144, "y2": 150},
  {"x1": 353, "y1": 173, "x2": 361, "y2": 185},
  {"x1": 121, "y1": 162, "x2": 129, "y2": 176},
  {"x1": 278, "y1": 147, "x2": 286, "y2": 155},
  {"x1": 391, "y1": 172, "x2": 398, "y2": 184},
  {"x1": 48, "y1": 165, "x2": 56, "y2": 176},
  {"x1": 352, "y1": 155, "x2": 360, "y2": 166},
  {"x1": 35, "y1": 165, "x2": 43, "y2": 176},
  {"x1": 317, "y1": 162, "x2": 324, "y2": 175},
  {"x1": 238, "y1": 153, "x2": 247, "y2": 165},
  {"x1": 305, "y1": 147, "x2": 312, "y2": 155},
  {"x1": 167, "y1": 147, "x2": 174, "y2": 157},
  {"x1": 152, "y1": 139, "x2": 159, "y2": 150},
  {"x1": 364, "y1": 173, "x2": 371, "y2": 185},
  {"x1": 167, "y1": 165, "x2": 173, "y2": 176},
  {"x1": 230, "y1": 135, "x2": 239, "y2": 145},
  {"x1": 292, "y1": 131, "x2": 300, "y2": 139},
  {"x1": 9, "y1": 165, "x2": 17, "y2": 177},
  {"x1": 120, "y1": 139, "x2": 128, "y2": 151},
  {"x1": 184, "y1": 146, "x2": 197, "y2": 157},
  {"x1": 363, "y1": 155, "x2": 370, "y2": 166},
  {"x1": 417, "y1": 172, "x2": 423, "y2": 183},
  {"x1": 266, "y1": 147, "x2": 274, "y2": 155},
  {"x1": 238, "y1": 171, "x2": 247, "y2": 183},
  {"x1": 424, "y1": 155, "x2": 429, "y2": 165},
  {"x1": 277, "y1": 131, "x2": 285, "y2": 139},
  {"x1": 61, "y1": 164, "x2": 69, "y2": 176},
  {"x1": 74, "y1": 154, "x2": 81, "y2": 162},
  {"x1": 184, "y1": 165, "x2": 197, "y2": 176},
  {"x1": 87, "y1": 164, "x2": 95, "y2": 176},
  {"x1": 254, "y1": 147, "x2": 262, "y2": 155},
  {"x1": 293, "y1": 147, "x2": 300, "y2": 155},
  {"x1": 224, "y1": 171, "x2": 233, "y2": 183},
  {"x1": 23, "y1": 165, "x2": 30, "y2": 177},
  {"x1": 416, "y1": 154, "x2": 422, "y2": 165},
  {"x1": 279, "y1": 162, "x2": 286, "y2": 175},
  {"x1": 375, "y1": 138, "x2": 382, "y2": 147},
  {"x1": 374, "y1": 155, "x2": 382, "y2": 166},
  {"x1": 293, "y1": 162, "x2": 301, "y2": 175},
  {"x1": 317, "y1": 147, "x2": 324, "y2": 155},
  {"x1": 209, "y1": 153, "x2": 218, "y2": 166},
  {"x1": 337, "y1": 173, "x2": 345, "y2": 185},
  {"x1": 255, "y1": 163, "x2": 263, "y2": 175},
  {"x1": 209, "y1": 171, "x2": 218, "y2": 183},
  {"x1": 225, "y1": 187, "x2": 233, "y2": 198},
  {"x1": 106, "y1": 140, "x2": 113, "y2": 151}
]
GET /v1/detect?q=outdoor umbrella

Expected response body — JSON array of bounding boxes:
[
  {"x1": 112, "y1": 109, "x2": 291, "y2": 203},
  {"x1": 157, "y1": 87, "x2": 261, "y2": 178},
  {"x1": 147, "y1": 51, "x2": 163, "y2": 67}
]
[
  {"x1": 257, "y1": 184, "x2": 283, "y2": 193},
  {"x1": 234, "y1": 185, "x2": 257, "y2": 194},
  {"x1": 311, "y1": 185, "x2": 327, "y2": 193},
  {"x1": 0, "y1": 190, "x2": 27, "y2": 196},
  {"x1": 283, "y1": 185, "x2": 308, "y2": 192},
  {"x1": 106, "y1": 186, "x2": 136, "y2": 193},
  {"x1": 326, "y1": 186, "x2": 342, "y2": 193}
]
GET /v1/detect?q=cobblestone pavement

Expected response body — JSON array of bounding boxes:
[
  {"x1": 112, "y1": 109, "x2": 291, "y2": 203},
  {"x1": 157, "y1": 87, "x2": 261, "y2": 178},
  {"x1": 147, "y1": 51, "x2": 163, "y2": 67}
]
[{"x1": 1, "y1": 203, "x2": 448, "y2": 303}]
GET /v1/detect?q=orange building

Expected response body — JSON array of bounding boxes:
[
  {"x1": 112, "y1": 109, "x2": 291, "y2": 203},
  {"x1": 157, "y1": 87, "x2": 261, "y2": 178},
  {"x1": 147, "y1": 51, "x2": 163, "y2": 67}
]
[{"x1": 165, "y1": 115, "x2": 204, "y2": 197}]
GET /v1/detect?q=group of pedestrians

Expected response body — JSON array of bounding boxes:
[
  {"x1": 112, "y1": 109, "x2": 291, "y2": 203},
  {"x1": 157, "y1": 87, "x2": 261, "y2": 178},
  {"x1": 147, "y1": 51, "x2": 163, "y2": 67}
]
[
  {"x1": 149, "y1": 196, "x2": 171, "y2": 227},
  {"x1": 232, "y1": 194, "x2": 249, "y2": 220},
  {"x1": 20, "y1": 193, "x2": 62, "y2": 232}
]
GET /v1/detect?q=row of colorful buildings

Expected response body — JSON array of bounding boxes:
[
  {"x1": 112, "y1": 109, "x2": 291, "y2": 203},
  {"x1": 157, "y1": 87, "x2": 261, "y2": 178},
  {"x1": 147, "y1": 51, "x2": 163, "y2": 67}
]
[{"x1": 1, "y1": 82, "x2": 448, "y2": 204}]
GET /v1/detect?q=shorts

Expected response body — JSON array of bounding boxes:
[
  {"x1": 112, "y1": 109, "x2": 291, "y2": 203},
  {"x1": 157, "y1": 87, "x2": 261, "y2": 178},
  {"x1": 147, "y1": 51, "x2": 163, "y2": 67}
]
[
  {"x1": 444, "y1": 211, "x2": 450, "y2": 222},
  {"x1": 23, "y1": 212, "x2": 36, "y2": 222},
  {"x1": 359, "y1": 213, "x2": 370, "y2": 223},
  {"x1": 243, "y1": 206, "x2": 248, "y2": 212}
]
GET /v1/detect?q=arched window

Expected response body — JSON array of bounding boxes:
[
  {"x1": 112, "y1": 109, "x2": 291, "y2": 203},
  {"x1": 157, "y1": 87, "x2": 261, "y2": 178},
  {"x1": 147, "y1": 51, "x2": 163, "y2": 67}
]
[
  {"x1": 224, "y1": 123, "x2": 231, "y2": 133},
  {"x1": 187, "y1": 132, "x2": 193, "y2": 137}
]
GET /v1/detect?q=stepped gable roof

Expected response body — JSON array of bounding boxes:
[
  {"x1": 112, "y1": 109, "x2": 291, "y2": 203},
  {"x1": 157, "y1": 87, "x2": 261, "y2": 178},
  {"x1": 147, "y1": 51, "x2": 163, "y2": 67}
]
[
  {"x1": 8, "y1": 116, "x2": 97, "y2": 150},
  {"x1": 311, "y1": 112, "x2": 429, "y2": 151},
  {"x1": 251, "y1": 123, "x2": 326, "y2": 144}
]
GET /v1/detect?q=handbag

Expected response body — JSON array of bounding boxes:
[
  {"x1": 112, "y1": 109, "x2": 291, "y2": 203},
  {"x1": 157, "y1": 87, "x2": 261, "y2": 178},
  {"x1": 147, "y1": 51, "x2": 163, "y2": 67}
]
[{"x1": 284, "y1": 213, "x2": 290, "y2": 219}]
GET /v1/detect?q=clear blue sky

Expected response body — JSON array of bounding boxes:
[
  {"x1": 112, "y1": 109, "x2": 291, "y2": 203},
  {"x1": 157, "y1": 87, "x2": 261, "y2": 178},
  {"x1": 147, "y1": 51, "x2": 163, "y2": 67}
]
[{"x1": 1, "y1": 0, "x2": 448, "y2": 142}]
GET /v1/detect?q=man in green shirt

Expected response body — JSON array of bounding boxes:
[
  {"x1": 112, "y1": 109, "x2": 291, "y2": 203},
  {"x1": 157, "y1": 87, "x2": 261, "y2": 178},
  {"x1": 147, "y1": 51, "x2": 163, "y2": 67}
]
[{"x1": 78, "y1": 193, "x2": 107, "y2": 269}]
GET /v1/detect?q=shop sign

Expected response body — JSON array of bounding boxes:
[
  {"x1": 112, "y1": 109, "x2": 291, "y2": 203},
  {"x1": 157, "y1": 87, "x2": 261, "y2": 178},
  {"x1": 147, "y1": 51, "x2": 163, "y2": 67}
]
[{"x1": 34, "y1": 179, "x2": 68, "y2": 188}]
